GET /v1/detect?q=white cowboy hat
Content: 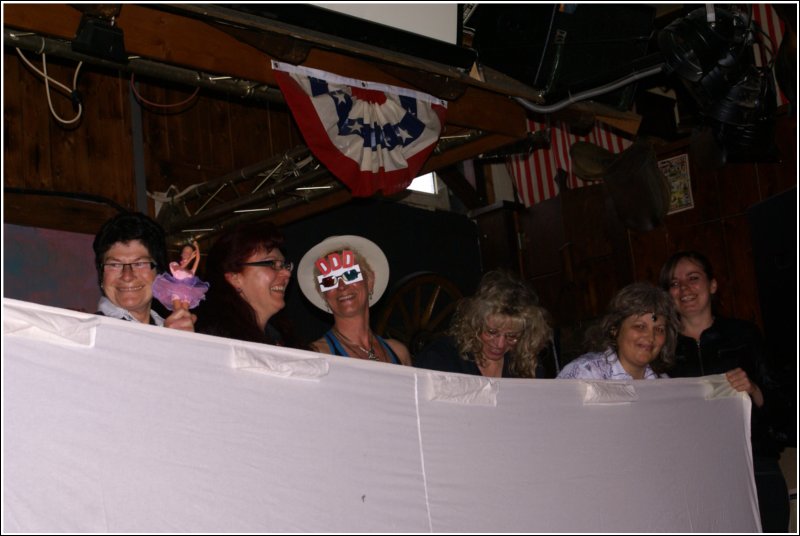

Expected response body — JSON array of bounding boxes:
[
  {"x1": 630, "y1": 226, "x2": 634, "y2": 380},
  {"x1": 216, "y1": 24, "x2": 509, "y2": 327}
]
[{"x1": 297, "y1": 235, "x2": 390, "y2": 312}]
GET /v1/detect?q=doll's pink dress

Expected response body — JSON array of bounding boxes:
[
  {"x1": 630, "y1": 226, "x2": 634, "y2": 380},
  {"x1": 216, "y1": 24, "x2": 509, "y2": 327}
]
[{"x1": 152, "y1": 261, "x2": 210, "y2": 310}]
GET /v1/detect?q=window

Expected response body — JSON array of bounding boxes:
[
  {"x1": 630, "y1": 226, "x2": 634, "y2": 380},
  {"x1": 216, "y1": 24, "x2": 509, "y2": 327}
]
[
  {"x1": 398, "y1": 172, "x2": 450, "y2": 211},
  {"x1": 407, "y1": 172, "x2": 438, "y2": 194}
]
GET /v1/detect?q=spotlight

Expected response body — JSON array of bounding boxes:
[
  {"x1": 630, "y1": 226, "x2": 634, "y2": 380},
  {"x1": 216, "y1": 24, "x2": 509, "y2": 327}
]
[{"x1": 657, "y1": 6, "x2": 777, "y2": 161}]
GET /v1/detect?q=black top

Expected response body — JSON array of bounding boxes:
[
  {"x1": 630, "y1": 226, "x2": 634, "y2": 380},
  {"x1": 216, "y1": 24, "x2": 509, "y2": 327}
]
[
  {"x1": 670, "y1": 316, "x2": 790, "y2": 459},
  {"x1": 414, "y1": 335, "x2": 520, "y2": 378}
]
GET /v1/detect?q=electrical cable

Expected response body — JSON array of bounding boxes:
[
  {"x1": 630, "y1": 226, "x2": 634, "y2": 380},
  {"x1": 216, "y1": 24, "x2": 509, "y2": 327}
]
[
  {"x1": 130, "y1": 72, "x2": 200, "y2": 109},
  {"x1": 15, "y1": 47, "x2": 83, "y2": 125}
]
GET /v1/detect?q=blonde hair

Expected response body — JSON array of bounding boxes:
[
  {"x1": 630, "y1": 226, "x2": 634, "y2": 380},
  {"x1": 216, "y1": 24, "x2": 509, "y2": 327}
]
[{"x1": 449, "y1": 270, "x2": 552, "y2": 378}]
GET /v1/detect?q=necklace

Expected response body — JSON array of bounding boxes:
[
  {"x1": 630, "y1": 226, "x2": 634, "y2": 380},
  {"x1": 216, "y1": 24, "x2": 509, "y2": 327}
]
[{"x1": 333, "y1": 328, "x2": 379, "y2": 360}]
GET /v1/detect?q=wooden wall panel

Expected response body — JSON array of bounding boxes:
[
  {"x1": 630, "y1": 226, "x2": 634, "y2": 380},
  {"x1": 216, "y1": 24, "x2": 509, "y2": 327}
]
[
  {"x1": 717, "y1": 161, "x2": 761, "y2": 216},
  {"x1": 757, "y1": 113, "x2": 798, "y2": 199},
  {"x1": 4, "y1": 51, "x2": 136, "y2": 210},
  {"x1": 134, "y1": 77, "x2": 301, "y2": 200},
  {"x1": 723, "y1": 215, "x2": 759, "y2": 324}
]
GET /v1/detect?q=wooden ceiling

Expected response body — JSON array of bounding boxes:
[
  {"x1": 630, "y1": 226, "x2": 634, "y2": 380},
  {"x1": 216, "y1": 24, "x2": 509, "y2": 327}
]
[{"x1": 2, "y1": 4, "x2": 689, "y2": 241}]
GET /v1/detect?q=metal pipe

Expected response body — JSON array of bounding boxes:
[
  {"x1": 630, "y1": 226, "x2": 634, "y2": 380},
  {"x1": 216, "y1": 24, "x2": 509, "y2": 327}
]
[
  {"x1": 514, "y1": 64, "x2": 665, "y2": 114},
  {"x1": 4, "y1": 28, "x2": 285, "y2": 104}
]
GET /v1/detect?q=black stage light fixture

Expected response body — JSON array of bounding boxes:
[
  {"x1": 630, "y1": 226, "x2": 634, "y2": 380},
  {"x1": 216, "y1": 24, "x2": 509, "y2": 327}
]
[
  {"x1": 658, "y1": 6, "x2": 777, "y2": 161},
  {"x1": 72, "y1": 15, "x2": 128, "y2": 64}
]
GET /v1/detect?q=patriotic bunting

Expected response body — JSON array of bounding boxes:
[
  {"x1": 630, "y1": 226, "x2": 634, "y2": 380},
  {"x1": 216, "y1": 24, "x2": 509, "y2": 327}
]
[{"x1": 272, "y1": 61, "x2": 447, "y2": 197}]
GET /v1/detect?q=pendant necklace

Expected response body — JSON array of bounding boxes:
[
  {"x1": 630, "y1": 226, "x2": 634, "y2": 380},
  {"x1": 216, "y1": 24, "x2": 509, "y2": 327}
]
[{"x1": 333, "y1": 328, "x2": 378, "y2": 361}]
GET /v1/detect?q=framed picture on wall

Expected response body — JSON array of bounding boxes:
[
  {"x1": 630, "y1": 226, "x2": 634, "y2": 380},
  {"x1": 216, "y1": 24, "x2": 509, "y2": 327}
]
[{"x1": 658, "y1": 153, "x2": 694, "y2": 214}]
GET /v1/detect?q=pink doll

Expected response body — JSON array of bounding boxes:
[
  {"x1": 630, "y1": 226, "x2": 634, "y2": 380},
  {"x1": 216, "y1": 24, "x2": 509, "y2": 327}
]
[{"x1": 152, "y1": 240, "x2": 210, "y2": 310}]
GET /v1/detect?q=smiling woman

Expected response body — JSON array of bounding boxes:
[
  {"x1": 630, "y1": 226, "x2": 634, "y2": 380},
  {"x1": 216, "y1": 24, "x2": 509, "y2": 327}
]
[
  {"x1": 92, "y1": 212, "x2": 196, "y2": 331},
  {"x1": 194, "y1": 221, "x2": 293, "y2": 346},
  {"x1": 298, "y1": 235, "x2": 411, "y2": 366},
  {"x1": 556, "y1": 282, "x2": 679, "y2": 380}
]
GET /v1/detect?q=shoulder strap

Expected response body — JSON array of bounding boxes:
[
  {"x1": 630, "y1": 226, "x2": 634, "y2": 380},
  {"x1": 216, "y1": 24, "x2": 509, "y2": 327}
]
[
  {"x1": 324, "y1": 330, "x2": 349, "y2": 357},
  {"x1": 375, "y1": 335, "x2": 400, "y2": 364}
]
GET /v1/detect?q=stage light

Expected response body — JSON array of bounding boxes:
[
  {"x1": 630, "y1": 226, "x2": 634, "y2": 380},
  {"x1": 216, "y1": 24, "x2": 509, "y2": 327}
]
[{"x1": 657, "y1": 6, "x2": 777, "y2": 161}]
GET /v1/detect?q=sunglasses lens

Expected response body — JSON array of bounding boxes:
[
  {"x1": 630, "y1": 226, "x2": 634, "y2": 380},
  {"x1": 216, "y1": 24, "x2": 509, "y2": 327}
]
[
  {"x1": 320, "y1": 276, "x2": 335, "y2": 288},
  {"x1": 343, "y1": 269, "x2": 359, "y2": 281}
]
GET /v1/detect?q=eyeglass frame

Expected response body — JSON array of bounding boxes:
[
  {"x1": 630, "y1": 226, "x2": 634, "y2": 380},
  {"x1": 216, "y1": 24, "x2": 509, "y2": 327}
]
[
  {"x1": 318, "y1": 267, "x2": 363, "y2": 292},
  {"x1": 100, "y1": 260, "x2": 157, "y2": 273},
  {"x1": 241, "y1": 259, "x2": 294, "y2": 272},
  {"x1": 481, "y1": 326, "x2": 523, "y2": 345}
]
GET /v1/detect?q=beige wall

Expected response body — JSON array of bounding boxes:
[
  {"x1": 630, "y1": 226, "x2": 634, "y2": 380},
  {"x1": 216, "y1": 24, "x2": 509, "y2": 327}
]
[{"x1": 312, "y1": 3, "x2": 459, "y2": 44}]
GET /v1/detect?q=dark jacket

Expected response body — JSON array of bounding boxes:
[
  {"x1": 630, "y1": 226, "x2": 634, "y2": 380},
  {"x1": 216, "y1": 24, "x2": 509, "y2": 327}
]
[
  {"x1": 670, "y1": 317, "x2": 790, "y2": 459},
  {"x1": 414, "y1": 335, "x2": 545, "y2": 378}
]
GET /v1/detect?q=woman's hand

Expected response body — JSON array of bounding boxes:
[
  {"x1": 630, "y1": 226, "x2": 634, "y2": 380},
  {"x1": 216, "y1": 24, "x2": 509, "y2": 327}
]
[
  {"x1": 164, "y1": 299, "x2": 196, "y2": 332},
  {"x1": 725, "y1": 367, "x2": 764, "y2": 407}
]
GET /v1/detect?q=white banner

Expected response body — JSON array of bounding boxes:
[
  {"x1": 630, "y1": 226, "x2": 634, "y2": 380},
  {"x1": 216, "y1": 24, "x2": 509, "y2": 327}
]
[{"x1": 2, "y1": 298, "x2": 760, "y2": 532}]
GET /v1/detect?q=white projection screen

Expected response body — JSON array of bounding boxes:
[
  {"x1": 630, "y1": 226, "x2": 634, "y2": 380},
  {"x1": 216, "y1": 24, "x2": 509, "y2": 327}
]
[{"x1": 2, "y1": 298, "x2": 761, "y2": 532}]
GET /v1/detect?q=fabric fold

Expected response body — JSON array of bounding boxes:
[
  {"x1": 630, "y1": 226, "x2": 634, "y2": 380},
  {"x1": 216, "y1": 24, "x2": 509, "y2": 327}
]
[
  {"x1": 232, "y1": 346, "x2": 330, "y2": 380},
  {"x1": 425, "y1": 372, "x2": 498, "y2": 406},
  {"x1": 3, "y1": 300, "x2": 99, "y2": 347},
  {"x1": 704, "y1": 373, "x2": 741, "y2": 400},
  {"x1": 582, "y1": 381, "x2": 638, "y2": 405}
]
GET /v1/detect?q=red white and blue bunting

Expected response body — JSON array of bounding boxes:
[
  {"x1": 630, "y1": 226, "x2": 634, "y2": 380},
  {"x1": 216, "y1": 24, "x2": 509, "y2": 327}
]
[{"x1": 272, "y1": 61, "x2": 447, "y2": 197}]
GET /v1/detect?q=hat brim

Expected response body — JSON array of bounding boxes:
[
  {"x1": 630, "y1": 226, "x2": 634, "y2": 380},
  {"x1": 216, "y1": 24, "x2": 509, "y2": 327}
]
[
  {"x1": 297, "y1": 235, "x2": 390, "y2": 312},
  {"x1": 570, "y1": 141, "x2": 615, "y2": 180}
]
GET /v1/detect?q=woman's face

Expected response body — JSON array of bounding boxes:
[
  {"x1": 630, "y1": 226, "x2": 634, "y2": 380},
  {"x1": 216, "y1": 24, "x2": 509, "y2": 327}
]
[
  {"x1": 478, "y1": 314, "x2": 522, "y2": 362},
  {"x1": 101, "y1": 240, "x2": 157, "y2": 323},
  {"x1": 228, "y1": 248, "x2": 291, "y2": 326},
  {"x1": 322, "y1": 264, "x2": 374, "y2": 319},
  {"x1": 667, "y1": 258, "x2": 717, "y2": 319},
  {"x1": 616, "y1": 313, "x2": 666, "y2": 376}
]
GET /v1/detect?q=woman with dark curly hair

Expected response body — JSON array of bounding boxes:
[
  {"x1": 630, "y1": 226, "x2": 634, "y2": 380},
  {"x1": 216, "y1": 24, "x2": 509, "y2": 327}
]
[
  {"x1": 415, "y1": 270, "x2": 552, "y2": 378},
  {"x1": 557, "y1": 282, "x2": 679, "y2": 380}
]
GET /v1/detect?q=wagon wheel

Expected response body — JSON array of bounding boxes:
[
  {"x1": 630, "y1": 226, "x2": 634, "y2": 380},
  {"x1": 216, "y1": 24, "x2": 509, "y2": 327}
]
[{"x1": 374, "y1": 272, "x2": 463, "y2": 355}]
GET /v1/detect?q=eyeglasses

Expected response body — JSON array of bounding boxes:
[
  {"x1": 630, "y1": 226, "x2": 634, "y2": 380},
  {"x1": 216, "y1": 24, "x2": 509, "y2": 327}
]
[
  {"x1": 319, "y1": 267, "x2": 363, "y2": 292},
  {"x1": 102, "y1": 261, "x2": 157, "y2": 273},
  {"x1": 241, "y1": 259, "x2": 294, "y2": 272},
  {"x1": 482, "y1": 327, "x2": 522, "y2": 344}
]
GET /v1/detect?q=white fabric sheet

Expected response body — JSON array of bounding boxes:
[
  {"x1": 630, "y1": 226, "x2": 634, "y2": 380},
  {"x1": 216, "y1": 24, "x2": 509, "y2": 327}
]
[{"x1": 2, "y1": 298, "x2": 761, "y2": 532}]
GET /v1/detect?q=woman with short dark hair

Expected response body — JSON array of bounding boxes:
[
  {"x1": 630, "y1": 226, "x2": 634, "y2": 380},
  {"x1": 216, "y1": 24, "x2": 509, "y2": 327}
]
[{"x1": 92, "y1": 211, "x2": 195, "y2": 331}]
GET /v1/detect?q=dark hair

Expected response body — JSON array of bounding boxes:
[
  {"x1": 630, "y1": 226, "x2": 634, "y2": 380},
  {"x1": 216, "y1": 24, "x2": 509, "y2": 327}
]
[
  {"x1": 449, "y1": 269, "x2": 552, "y2": 378},
  {"x1": 93, "y1": 212, "x2": 168, "y2": 285},
  {"x1": 658, "y1": 250, "x2": 715, "y2": 291},
  {"x1": 194, "y1": 221, "x2": 286, "y2": 344},
  {"x1": 585, "y1": 282, "x2": 680, "y2": 374}
]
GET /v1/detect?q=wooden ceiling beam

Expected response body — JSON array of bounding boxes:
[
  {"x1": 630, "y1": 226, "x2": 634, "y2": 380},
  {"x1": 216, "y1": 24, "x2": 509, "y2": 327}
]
[
  {"x1": 421, "y1": 133, "x2": 520, "y2": 173},
  {"x1": 3, "y1": 3, "x2": 529, "y2": 138}
]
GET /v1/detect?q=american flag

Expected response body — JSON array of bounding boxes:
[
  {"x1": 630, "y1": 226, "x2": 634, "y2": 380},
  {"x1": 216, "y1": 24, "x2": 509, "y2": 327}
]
[
  {"x1": 508, "y1": 119, "x2": 632, "y2": 207},
  {"x1": 752, "y1": 3, "x2": 790, "y2": 107}
]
